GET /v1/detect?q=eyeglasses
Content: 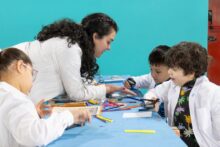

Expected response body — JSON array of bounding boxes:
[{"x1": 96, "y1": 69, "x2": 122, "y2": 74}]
[{"x1": 23, "y1": 64, "x2": 38, "y2": 81}]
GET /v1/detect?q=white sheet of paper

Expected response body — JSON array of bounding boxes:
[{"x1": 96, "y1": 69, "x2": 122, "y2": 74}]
[{"x1": 123, "y1": 111, "x2": 152, "y2": 118}]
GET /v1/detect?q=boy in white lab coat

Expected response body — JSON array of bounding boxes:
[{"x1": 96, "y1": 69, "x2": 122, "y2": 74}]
[
  {"x1": 0, "y1": 48, "x2": 91, "y2": 147},
  {"x1": 124, "y1": 45, "x2": 170, "y2": 117},
  {"x1": 144, "y1": 42, "x2": 220, "y2": 147}
]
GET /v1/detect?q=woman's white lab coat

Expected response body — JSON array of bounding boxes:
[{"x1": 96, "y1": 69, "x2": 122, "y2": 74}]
[
  {"x1": 13, "y1": 37, "x2": 106, "y2": 103},
  {"x1": 0, "y1": 82, "x2": 73, "y2": 147},
  {"x1": 144, "y1": 76, "x2": 220, "y2": 147}
]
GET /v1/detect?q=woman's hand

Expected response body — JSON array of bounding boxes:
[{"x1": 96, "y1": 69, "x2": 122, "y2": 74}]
[
  {"x1": 105, "y1": 84, "x2": 136, "y2": 96},
  {"x1": 36, "y1": 99, "x2": 53, "y2": 118}
]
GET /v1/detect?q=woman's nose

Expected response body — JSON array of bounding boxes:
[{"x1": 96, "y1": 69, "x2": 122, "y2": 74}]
[{"x1": 106, "y1": 46, "x2": 110, "y2": 50}]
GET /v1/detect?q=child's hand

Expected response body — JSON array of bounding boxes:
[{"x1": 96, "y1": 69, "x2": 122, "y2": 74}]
[
  {"x1": 172, "y1": 127, "x2": 180, "y2": 137},
  {"x1": 153, "y1": 99, "x2": 160, "y2": 112},
  {"x1": 144, "y1": 98, "x2": 160, "y2": 112},
  {"x1": 124, "y1": 78, "x2": 136, "y2": 89},
  {"x1": 36, "y1": 99, "x2": 53, "y2": 118},
  {"x1": 70, "y1": 109, "x2": 91, "y2": 126},
  {"x1": 124, "y1": 81, "x2": 131, "y2": 89}
]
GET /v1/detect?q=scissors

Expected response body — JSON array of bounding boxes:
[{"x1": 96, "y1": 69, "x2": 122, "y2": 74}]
[
  {"x1": 144, "y1": 98, "x2": 160, "y2": 105},
  {"x1": 140, "y1": 98, "x2": 160, "y2": 111}
]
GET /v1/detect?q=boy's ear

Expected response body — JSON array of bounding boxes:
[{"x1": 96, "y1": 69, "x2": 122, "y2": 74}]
[{"x1": 188, "y1": 72, "x2": 196, "y2": 79}]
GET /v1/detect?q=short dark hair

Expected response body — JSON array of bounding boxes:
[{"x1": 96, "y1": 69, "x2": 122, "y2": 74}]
[
  {"x1": 0, "y1": 48, "x2": 32, "y2": 72},
  {"x1": 149, "y1": 45, "x2": 170, "y2": 65},
  {"x1": 165, "y1": 42, "x2": 208, "y2": 78}
]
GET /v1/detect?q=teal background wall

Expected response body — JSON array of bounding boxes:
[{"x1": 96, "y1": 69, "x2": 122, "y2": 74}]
[{"x1": 0, "y1": 0, "x2": 208, "y2": 76}]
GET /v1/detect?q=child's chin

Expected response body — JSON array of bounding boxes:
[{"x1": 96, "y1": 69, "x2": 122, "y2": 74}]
[
  {"x1": 154, "y1": 80, "x2": 159, "y2": 83},
  {"x1": 171, "y1": 79, "x2": 179, "y2": 86},
  {"x1": 171, "y1": 78, "x2": 175, "y2": 83},
  {"x1": 175, "y1": 82, "x2": 182, "y2": 86}
]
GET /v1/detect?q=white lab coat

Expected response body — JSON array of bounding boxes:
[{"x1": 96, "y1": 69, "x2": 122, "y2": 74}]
[
  {"x1": 132, "y1": 73, "x2": 155, "y2": 89},
  {"x1": 12, "y1": 37, "x2": 106, "y2": 103},
  {"x1": 144, "y1": 76, "x2": 220, "y2": 147},
  {"x1": 0, "y1": 82, "x2": 73, "y2": 147}
]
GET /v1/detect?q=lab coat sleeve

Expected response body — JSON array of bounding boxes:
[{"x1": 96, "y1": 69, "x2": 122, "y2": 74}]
[
  {"x1": 4, "y1": 99, "x2": 73, "y2": 146},
  {"x1": 132, "y1": 74, "x2": 155, "y2": 89},
  {"x1": 211, "y1": 89, "x2": 220, "y2": 141},
  {"x1": 56, "y1": 44, "x2": 106, "y2": 101},
  {"x1": 143, "y1": 81, "x2": 170, "y2": 102}
]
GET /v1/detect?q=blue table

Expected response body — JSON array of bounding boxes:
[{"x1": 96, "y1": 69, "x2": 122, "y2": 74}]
[
  {"x1": 47, "y1": 109, "x2": 186, "y2": 147},
  {"x1": 47, "y1": 76, "x2": 186, "y2": 147}
]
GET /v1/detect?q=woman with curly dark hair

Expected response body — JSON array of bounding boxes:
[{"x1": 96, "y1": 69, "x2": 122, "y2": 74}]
[{"x1": 12, "y1": 13, "x2": 134, "y2": 103}]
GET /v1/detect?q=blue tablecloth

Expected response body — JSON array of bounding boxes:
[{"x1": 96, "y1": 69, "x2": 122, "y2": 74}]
[
  {"x1": 47, "y1": 76, "x2": 186, "y2": 147},
  {"x1": 47, "y1": 109, "x2": 186, "y2": 147}
]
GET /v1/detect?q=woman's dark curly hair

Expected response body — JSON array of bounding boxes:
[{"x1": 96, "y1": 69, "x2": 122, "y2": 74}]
[
  {"x1": 36, "y1": 13, "x2": 118, "y2": 81},
  {"x1": 165, "y1": 42, "x2": 208, "y2": 78}
]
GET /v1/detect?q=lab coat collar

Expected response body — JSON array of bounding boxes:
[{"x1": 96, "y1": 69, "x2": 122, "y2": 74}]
[{"x1": 0, "y1": 81, "x2": 27, "y2": 98}]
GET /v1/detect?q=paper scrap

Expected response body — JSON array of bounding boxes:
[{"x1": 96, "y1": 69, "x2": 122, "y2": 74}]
[{"x1": 123, "y1": 111, "x2": 152, "y2": 118}]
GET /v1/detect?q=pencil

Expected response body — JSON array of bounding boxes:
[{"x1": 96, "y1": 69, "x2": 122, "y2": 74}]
[
  {"x1": 103, "y1": 107, "x2": 131, "y2": 112},
  {"x1": 122, "y1": 104, "x2": 141, "y2": 109},
  {"x1": 95, "y1": 114, "x2": 113, "y2": 123},
  {"x1": 124, "y1": 129, "x2": 156, "y2": 134}
]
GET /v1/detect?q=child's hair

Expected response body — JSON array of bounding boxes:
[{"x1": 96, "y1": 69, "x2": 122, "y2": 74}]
[
  {"x1": 0, "y1": 48, "x2": 32, "y2": 72},
  {"x1": 149, "y1": 45, "x2": 170, "y2": 65},
  {"x1": 165, "y1": 42, "x2": 208, "y2": 78}
]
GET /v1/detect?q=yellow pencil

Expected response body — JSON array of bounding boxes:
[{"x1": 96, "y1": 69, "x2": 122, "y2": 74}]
[
  {"x1": 96, "y1": 114, "x2": 113, "y2": 123},
  {"x1": 88, "y1": 99, "x2": 99, "y2": 105},
  {"x1": 124, "y1": 129, "x2": 156, "y2": 134}
]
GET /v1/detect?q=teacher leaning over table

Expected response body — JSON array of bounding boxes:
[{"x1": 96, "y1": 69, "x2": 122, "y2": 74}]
[{"x1": 11, "y1": 12, "x2": 135, "y2": 104}]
